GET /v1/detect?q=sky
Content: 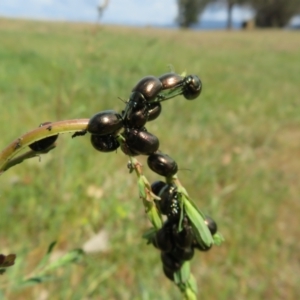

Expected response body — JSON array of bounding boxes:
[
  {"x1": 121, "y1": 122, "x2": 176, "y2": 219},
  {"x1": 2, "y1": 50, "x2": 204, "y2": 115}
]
[{"x1": 0, "y1": 0, "x2": 256, "y2": 27}]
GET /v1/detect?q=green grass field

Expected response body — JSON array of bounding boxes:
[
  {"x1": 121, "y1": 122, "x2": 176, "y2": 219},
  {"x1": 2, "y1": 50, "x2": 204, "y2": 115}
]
[{"x1": 0, "y1": 18, "x2": 299, "y2": 299}]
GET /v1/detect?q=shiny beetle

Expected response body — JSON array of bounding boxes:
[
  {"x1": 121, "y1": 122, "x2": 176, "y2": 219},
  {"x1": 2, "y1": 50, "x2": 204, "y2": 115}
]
[
  {"x1": 122, "y1": 91, "x2": 148, "y2": 124},
  {"x1": 172, "y1": 217, "x2": 193, "y2": 249},
  {"x1": 151, "y1": 180, "x2": 167, "y2": 197},
  {"x1": 87, "y1": 110, "x2": 123, "y2": 136},
  {"x1": 158, "y1": 73, "x2": 184, "y2": 90},
  {"x1": 204, "y1": 216, "x2": 218, "y2": 235},
  {"x1": 132, "y1": 75, "x2": 163, "y2": 101},
  {"x1": 147, "y1": 102, "x2": 162, "y2": 122},
  {"x1": 152, "y1": 220, "x2": 174, "y2": 252},
  {"x1": 171, "y1": 246, "x2": 195, "y2": 261},
  {"x1": 157, "y1": 184, "x2": 180, "y2": 220},
  {"x1": 123, "y1": 128, "x2": 159, "y2": 155},
  {"x1": 122, "y1": 105, "x2": 149, "y2": 129},
  {"x1": 193, "y1": 241, "x2": 212, "y2": 252},
  {"x1": 161, "y1": 252, "x2": 183, "y2": 272},
  {"x1": 29, "y1": 122, "x2": 58, "y2": 152},
  {"x1": 163, "y1": 265, "x2": 175, "y2": 282},
  {"x1": 183, "y1": 75, "x2": 202, "y2": 100},
  {"x1": 90, "y1": 134, "x2": 120, "y2": 152},
  {"x1": 120, "y1": 141, "x2": 139, "y2": 156},
  {"x1": 147, "y1": 152, "x2": 178, "y2": 177}
]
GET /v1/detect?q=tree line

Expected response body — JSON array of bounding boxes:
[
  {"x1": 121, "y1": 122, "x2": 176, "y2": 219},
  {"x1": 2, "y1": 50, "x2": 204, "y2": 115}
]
[{"x1": 176, "y1": 0, "x2": 300, "y2": 28}]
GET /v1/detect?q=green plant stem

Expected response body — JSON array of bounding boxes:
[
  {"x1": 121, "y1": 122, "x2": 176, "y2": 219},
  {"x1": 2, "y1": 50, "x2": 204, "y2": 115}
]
[{"x1": 0, "y1": 119, "x2": 89, "y2": 174}]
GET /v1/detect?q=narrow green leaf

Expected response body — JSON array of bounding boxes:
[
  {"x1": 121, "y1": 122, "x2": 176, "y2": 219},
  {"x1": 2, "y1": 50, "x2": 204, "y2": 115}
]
[
  {"x1": 183, "y1": 198, "x2": 213, "y2": 247},
  {"x1": 138, "y1": 176, "x2": 146, "y2": 198},
  {"x1": 184, "y1": 287, "x2": 197, "y2": 300},
  {"x1": 174, "y1": 270, "x2": 181, "y2": 285},
  {"x1": 146, "y1": 205, "x2": 162, "y2": 230},
  {"x1": 42, "y1": 249, "x2": 84, "y2": 273},
  {"x1": 177, "y1": 194, "x2": 185, "y2": 232},
  {"x1": 36, "y1": 241, "x2": 57, "y2": 269},
  {"x1": 179, "y1": 261, "x2": 190, "y2": 283},
  {"x1": 19, "y1": 275, "x2": 53, "y2": 287},
  {"x1": 187, "y1": 274, "x2": 198, "y2": 295}
]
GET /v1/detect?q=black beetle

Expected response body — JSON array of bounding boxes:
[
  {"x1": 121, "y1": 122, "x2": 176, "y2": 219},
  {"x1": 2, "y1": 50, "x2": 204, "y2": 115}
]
[
  {"x1": 162, "y1": 265, "x2": 175, "y2": 281},
  {"x1": 120, "y1": 142, "x2": 140, "y2": 156},
  {"x1": 90, "y1": 134, "x2": 120, "y2": 152},
  {"x1": 147, "y1": 102, "x2": 162, "y2": 122},
  {"x1": 122, "y1": 105, "x2": 149, "y2": 129},
  {"x1": 29, "y1": 122, "x2": 59, "y2": 152},
  {"x1": 151, "y1": 180, "x2": 167, "y2": 197},
  {"x1": 171, "y1": 246, "x2": 195, "y2": 261},
  {"x1": 204, "y1": 216, "x2": 218, "y2": 235},
  {"x1": 152, "y1": 220, "x2": 174, "y2": 252},
  {"x1": 147, "y1": 152, "x2": 178, "y2": 177},
  {"x1": 161, "y1": 252, "x2": 183, "y2": 272},
  {"x1": 172, "y1": 217, "x2": 194, "y2": 249},
  {"x1": 87, "y1": 110, "x2": 123, "y2": 136},
  {"x1": 193, "y1": 240, "x2": 212, "y2": 252},
  {"x1": 132, "y1": 75, "x2": 163, "y2": 101},
  {"x1": 123, "y1": 91, "x2": 148, "y2": 123},
  {"x1": 157, "y1": 184, "x2": 181, "y2": 220},
  {"x1": 183, "y1": 75, "x2": 202, "y2": 100},
  {"x1": 158, "y1": 73, "x2": 183, "y2": 90},
  {"x1": 123, "y1": 128, "x2": 159, "y2": 155}
]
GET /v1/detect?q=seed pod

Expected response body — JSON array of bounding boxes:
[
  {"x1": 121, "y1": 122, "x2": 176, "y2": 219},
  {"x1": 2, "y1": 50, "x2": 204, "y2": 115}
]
[
  {"x1": 172, "y1": 217, "x2": 194, "y2": 249},
  {"x1": 171, "y1": 246, "x2": 195, "y2": 261},
  {"x1": 29, "y1": 122, "x2": 58, "y2": 151},
  {"x1": 158, "y1": 73, "x2": 183, "y2": 90},
  {"x1": 87, "y1": 110, "x2": 123, "y2": 136},
  {"x1": 183, "y1": 75, "x2": 202, "y2": 100},
  {"x1": 90, "y1": 134, "x2": 119, "y2": 152},
  {"x1": 147, "y1": 152, "x2": 178, "y2": 177},
  {"x1": 147, "y1": 102, "x2": 162, "y2": 122},
  {"x1": 124, "y1": 128, "x2": 159, "y2": 155},
  {"x1": 205, "y1": 216, "x2": 218, "y2": 235},
  {"x1": 132, "y1": 76, "x2": 163, "y2": 101},
  {"x1": 161, "y1": 252, "x2": 182, "y2": 272}
]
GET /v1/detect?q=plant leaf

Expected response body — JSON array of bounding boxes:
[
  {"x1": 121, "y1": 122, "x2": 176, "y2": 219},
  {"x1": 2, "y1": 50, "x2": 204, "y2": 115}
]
[
  {"x1": 42, "y1": 249, "x2": 84, "y2": 274},
  {"x1": 36, "y1": 241, "x2": 57, "y2": 270},
  {"x1": 146, "y1": 204, "x2": 162, "y2": 230},
  {"x1": 187, "y1": 273, "x2": 198, "y2": 294},
  {"x1": 179, "y1": 261, "x2": 190, "y2": 283},
  {"x1": 183, "y1": 197, "x2": 213, "y2": 247},
  {"x1": 138, "y1": 176, "x2": 146, "y2": 198},
  {"x1": 213, "y1": 232, "x2": 225, "y2": 246}
]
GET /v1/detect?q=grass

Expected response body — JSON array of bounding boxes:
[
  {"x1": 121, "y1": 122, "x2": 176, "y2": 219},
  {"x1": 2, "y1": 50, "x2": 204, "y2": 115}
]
[{"x1": 0, "y1": 17, "x2": 300, "y2": 299}]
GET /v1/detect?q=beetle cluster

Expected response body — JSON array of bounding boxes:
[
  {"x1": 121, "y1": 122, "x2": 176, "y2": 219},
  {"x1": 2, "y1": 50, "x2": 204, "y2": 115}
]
[
  {"x1": 149, "y1": 153, "x2": 218, "y2": 281},
  {"x1": 26, "y1": 72, "x2": 221, "y2": 289},
  {"x1": 86, "y1": 72, "x2": 202, "y2": 155}
]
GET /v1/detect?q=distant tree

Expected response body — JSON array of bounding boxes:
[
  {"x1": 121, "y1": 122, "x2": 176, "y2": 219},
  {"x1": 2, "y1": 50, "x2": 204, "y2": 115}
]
[
  {"x1": 221, "y1": 0, "x2": 249, "y2": 29},
  {"x1": 214, "y1": 0, "x2": 300, "y2": 28},
  {"x1": 176, "y1": 0, "x2": 211, "y2": 28},
  {"x1": 177, "y1": 0, "x2": 300, "y2": 30},
  {"x1": 250, "y1": 0, "x2": 300, "y2": 27}
]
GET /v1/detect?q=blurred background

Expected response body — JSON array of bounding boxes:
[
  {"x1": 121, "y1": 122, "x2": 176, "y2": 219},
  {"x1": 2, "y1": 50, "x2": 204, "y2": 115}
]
[
  {"x1": 1, "y1": 0, "x2": 300, "y2": 29},
  {"x1": 0, "y1": 1, "x2": 300, "y2": 299}
]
